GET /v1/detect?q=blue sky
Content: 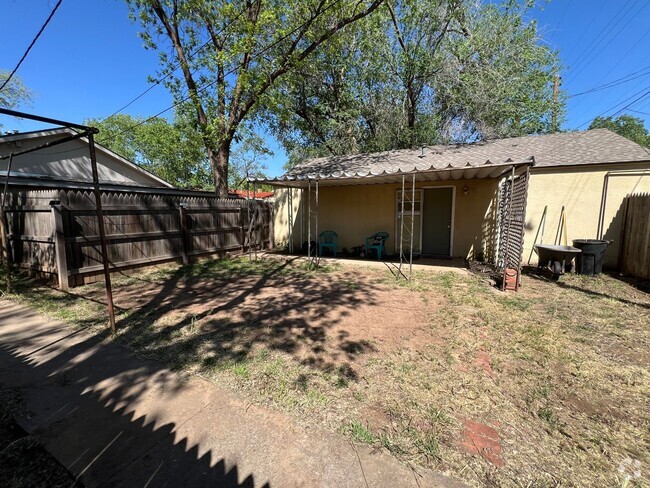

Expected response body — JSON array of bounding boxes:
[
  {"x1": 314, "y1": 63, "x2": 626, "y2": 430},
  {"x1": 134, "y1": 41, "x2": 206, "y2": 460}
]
[{"x1": 1, "y1": 0, "x2": 649, "y2": 177}]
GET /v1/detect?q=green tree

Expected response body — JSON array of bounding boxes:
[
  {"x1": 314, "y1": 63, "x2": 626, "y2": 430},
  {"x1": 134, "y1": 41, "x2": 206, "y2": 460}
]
[
  {"x1": 0, "y1": 70, "x2": 32, "y2": 129},
  {"x1": 127, "y1": 0, "x2": 385, "y2": 197},
  {"x1": 228, "y1": 132, "x2": 272, "y2": 189},
  {"x1": 270, "y1": 0, "x2": 563, "y2": 161},
  {"x1": 589, "y1": 115, "x2": 650, "y2": 147},
  {"x1": 86, "y1": 112, "x2": 213, "y2": 189}
]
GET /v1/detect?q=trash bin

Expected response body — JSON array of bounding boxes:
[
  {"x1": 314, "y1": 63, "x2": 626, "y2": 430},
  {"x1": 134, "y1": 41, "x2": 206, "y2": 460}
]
[{"x1": 572, "y1": 239, "x2": 611, "y2": 275}]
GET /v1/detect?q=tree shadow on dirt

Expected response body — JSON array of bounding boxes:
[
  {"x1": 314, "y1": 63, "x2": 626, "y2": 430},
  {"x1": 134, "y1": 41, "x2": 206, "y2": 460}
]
[{"x1": 113, "y1": 257, "x2": 379, "y2": 381}]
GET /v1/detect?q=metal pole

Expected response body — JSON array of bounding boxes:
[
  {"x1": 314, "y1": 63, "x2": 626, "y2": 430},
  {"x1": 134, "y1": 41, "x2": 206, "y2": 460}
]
[
  {"x1": 247, "y1": 179, "x2": 252, "y2": 261},
  {"x1": 1, "y1": 153, "x2": 14, "y2": 292},
  {"x1": 0, "y1": 107, "x2": 92, "y2": 131},
  {"x1": 398, "y1": 175, "x2": 405, "y2": 279},
  {"x1": 300, "y1": 188, "x2": 304, "y2": 252},
  {"x1": 307, "y1": 180, "x2": 311, "y2": 263},
  {"x1": 409, "y1": 173, "x2": 415, "y2": 279},
  {"x1": 253, "y1": 183, "x2": 258, "y2": 260},
  {"x1": 315, "y1": 180, "x2": 319, "y2": 267},
  {"x1": 88, "y1": 134, "x2": 116, "y2": 333}
]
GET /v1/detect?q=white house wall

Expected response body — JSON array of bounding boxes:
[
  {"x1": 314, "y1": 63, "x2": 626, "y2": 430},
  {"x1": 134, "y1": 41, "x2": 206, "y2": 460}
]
[{"x1": 0, "y1": 134, "x2": 167, "y2": 187}]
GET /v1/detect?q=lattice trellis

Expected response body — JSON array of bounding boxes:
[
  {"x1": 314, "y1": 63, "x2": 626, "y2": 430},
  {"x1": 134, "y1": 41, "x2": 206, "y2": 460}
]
[{"x1": 496, "y1": 167, "x2": 530, "y2": 290}]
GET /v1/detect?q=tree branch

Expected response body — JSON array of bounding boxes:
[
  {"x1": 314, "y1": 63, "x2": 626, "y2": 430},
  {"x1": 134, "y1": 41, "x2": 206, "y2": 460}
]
[{"x1": 235, "y1": 0, "x2": 385, "y2": 130}]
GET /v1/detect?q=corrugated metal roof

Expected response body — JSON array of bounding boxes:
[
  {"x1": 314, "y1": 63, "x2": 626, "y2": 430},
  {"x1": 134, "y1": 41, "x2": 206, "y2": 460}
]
[{"x1": 254, "y1": 129, "x2": 650, "y2": 187}]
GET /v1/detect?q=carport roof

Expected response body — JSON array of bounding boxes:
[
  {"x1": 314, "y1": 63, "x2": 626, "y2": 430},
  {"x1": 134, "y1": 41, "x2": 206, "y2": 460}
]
[{"x1": 253, "y1": 128, "x2": 650, "y2": 188}]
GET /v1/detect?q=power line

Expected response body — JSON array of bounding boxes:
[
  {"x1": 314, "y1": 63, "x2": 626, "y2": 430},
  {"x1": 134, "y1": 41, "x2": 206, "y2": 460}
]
[
  {"x1": 111, "y1": 0, "x2": 347, "y2": 139},
  {"x1": 104, "y1": 3, "x2": 252, "y2": 119},
  {"x1": 609, "y1": 88, "x2": 650, "y2": 119},
  {"x1": 565, "y1": 0, "x2": 640, "y2": 85},
  {"x1": 629, "y1": 108, "x2": 650, "y2": 116},
  {"x1": 0, "y1": 0, "x2": 63, "y2": 92},
  {"x1": 569, "y1": 65, "x2": 650, "y2": 98},
  {"x1": 587, "y1": 29, "x2": 650, "y2": 91},
  {"x1": 576, "y1": 84, "x2": 650, "y2": 128}
]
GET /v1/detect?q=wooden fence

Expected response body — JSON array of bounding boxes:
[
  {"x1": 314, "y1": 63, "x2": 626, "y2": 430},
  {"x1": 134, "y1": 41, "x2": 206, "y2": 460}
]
[
  {"x1": 2, "y1": 185, "x2": 273, "y2": 288},
  {"x1": 620, "y1": 192, "x2": 650, "y2": 280}
]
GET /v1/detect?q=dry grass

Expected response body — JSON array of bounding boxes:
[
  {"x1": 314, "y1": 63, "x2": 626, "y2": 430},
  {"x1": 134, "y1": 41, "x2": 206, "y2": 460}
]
[{"x1": 3, "y1": 257, "x2": 649, "y2": 487}]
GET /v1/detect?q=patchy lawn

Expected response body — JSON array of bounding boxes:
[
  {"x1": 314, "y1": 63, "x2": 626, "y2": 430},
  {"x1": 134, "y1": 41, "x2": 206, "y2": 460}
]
[{"x1": 2, "y1": 257, "x2": 649, "y2": 487}]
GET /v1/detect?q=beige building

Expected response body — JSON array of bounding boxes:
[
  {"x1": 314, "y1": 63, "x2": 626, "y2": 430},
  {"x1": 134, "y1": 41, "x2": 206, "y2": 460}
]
[
  {"x1": 261, "y1": 129, "x2": 650, "y2": 270},
  {"x1": 0, "y1": 128, "x2": 172, "y2": 188}
]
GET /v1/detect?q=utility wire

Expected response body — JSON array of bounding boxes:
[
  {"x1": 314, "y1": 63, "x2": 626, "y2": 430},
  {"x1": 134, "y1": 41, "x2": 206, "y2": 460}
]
[
  {"x1": 629, "y1": 108, "x2": 650, "y2": 116},
  {"x1": 104, "y1": 3, "x2": 252, "y2": 119},
  {"x1": 569, "y1": 1, "x2": 648, "y2": 86},
  {"x1": 0, "y1": 0, "x2": 63, "y2": 92},
  {"x1": 565, "y1": 0, "x2": 640, "y2": 85},
  {"x1": 110, "y1": 0, "x2": 346, "y2": 139},
  {"x1": 587, "y1": 29, "x2": 650, "y2": 91},
  {"x1": 609, "y1": 88, "x2": 650, "y2": 119},
  {"x1": 576, "y1": 84, "x2": 650, "y2": 128},
  {"x1": 569, "y1": 65, "x2": 650, "y2": 98}
]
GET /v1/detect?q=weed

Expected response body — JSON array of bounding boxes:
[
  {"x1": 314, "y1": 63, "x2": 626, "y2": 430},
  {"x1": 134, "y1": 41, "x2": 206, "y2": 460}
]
[{"x1": 345, "y1": 420, "x2": 376, "y2": 445}]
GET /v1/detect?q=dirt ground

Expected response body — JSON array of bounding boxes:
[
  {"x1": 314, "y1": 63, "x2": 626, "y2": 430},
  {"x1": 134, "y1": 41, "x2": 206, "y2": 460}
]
[{"x1": 3, "y1": 256, "x2": 649, "y2": 487}]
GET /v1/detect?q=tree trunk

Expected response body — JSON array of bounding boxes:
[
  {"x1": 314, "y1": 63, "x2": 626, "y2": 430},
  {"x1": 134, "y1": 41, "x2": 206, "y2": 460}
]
[{"x1": 213, "y1": 140, "x2": 230, "y2": 198}]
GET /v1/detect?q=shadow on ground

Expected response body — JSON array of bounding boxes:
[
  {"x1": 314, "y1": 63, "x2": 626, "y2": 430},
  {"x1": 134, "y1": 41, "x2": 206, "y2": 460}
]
[
  {"x1": 108, "y1": 258, "x2": 380, "y2": 380},
  {"x1": 0, "y1": 311, "x2": 266, "y2": 487},
  {"x1": 522, "y1": 266, "x2": 650, "y2": 309}
]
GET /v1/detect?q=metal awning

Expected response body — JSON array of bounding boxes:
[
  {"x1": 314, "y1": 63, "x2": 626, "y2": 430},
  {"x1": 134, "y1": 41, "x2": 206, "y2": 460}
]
[{"x1": 252, "y1": 157, "x2": 535, "y2": 188}]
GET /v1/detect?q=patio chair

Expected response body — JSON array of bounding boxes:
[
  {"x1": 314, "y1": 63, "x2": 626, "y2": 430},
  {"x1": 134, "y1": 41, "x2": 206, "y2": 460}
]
[
  {"x1": 365, "y1": 232, "x2": 389, "y2": 260},
  {"x1": 318, "y1": 230, "x2": 338, "y2": 257}
]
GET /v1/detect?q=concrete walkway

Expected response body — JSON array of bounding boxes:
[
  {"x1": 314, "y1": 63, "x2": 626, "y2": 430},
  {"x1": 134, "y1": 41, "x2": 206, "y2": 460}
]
[
  {"x1": 264, "y1": 253, "x2": 470, "y2": 275},
  {"x1": 0, "y1": 300, "x2": 463, "y2": 488}
]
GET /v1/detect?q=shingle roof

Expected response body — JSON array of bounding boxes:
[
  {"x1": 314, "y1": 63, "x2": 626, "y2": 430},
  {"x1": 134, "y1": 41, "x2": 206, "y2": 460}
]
[{"x1": 285, "y1": 129, "x2": 650, "y2": 179}]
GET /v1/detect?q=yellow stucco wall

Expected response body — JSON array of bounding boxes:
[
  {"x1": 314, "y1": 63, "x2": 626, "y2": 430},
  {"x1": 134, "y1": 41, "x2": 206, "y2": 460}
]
[
  {"x1": 525, "y1": 162, "x2": 650, "y2": 268},
  {"x1": 274, "y1": 162, "x2": 650, "y2": 269},
  {"x1": 274, "y1": 179, "x2": 500, "y2": 259}
]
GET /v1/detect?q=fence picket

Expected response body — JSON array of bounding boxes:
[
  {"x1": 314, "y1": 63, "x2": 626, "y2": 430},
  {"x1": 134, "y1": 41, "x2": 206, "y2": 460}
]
[{"x1": 5, "y1": 185, "x2": 273, "y2": 286}]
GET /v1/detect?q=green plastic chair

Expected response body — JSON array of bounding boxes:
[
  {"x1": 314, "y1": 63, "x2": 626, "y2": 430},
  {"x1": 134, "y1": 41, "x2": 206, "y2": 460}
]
[
  {"x1": 365, "y1": 232, "x2": 389, "y2": 260},
  {"x1": 318, "y1": 230, "x2": 338, "y2": 257}
]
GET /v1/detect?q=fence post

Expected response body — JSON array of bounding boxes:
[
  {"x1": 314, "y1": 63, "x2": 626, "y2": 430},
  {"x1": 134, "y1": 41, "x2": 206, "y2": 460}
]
[
  {"x1": 178, "y1": 203, "x2": 190, "y2": 265},
  {"x1": 50, "y1": 202, "x2": 69, "y2": 290}
]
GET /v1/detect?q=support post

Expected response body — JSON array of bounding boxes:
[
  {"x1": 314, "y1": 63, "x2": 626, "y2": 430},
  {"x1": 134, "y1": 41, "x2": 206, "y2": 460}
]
[
  {"x1": 315, "y1": 179, "x2": 319, "y2": 267},
  {"x1": 409, "y1": 173, "x2": 415, "y2": 279},
  {"x1": 307, "y1": 180, "x2": 312, "y2": 261},
  {"x1": 253, "y1": 183, "x2": 258, "y2": 260},
  {"x1": 247, "y1": 180, "x2": 252, "y2": 261},
  {"x1": 398, "y1": 175, "x2": 405, "y2": 280},
  {"x1": 178, "y1": 203, "x2": 189, "y2": 265},
  {"x1": 50, "y1": 203, "x2": 69, "y2": 290},
  {"x1": 1, "y1": 153, "x2": 14, "y2": 292},
  {"x1": 300, "y1": 188, "x2": 304, "y2": 252},
  {"x1": 88, "y1": 133, "x2": 116, "y2": 333}
]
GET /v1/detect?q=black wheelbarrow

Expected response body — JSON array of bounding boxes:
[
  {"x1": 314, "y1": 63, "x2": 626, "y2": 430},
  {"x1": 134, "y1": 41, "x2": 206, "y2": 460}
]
[{"x1": 534, "y1": 244, "x2": 582, "y2": 280}]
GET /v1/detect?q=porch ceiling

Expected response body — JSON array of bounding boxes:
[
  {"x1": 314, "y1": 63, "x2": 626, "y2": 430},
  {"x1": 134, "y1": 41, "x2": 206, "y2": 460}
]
[{"x1": 252, "y1": 158, "x2": 534, "y2": 188}]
